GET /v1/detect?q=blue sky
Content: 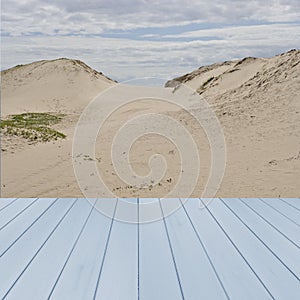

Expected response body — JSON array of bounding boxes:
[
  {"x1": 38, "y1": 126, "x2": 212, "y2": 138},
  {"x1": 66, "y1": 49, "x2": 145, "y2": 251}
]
[{"x1": 1, "y1": 0, "x2": 300, "y2": 81}]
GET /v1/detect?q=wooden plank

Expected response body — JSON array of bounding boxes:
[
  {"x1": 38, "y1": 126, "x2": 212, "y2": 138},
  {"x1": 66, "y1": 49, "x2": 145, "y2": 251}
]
[
  {"x1": 0, "y1": 199, "x2": 17, "y2": 211},
  {"x1": 49, "y1": 199, "x2": 117, "y2": 300},
  {"x1": 139, "y1": 198, "x2": 183, "y2": 300},
  {"x1": 240, "y1": 198, "x2": 300, "y2": 247},
  {"x1": 260, "y1": 198, "x2": 300, "y2": 226},
  {"x1": 161, "y1": 198, "x2": 228, "y2": 300},
  {"x1": 208, "y1": 198, "x2": 300, "y2": 300},
  {"x1": 0, "y1": 198, "x2": 57, "y2": 256},
  {"x1": 0, "y1": 199, "x2": 37, "y2": 230},
  {"x1": 279, "y1": 198, "x2": 300, "y2": 211},
  {"x1": 5, "y1": 199, "x2": 94, "y2": 299},
  {"x1": 222, "y1": 198, "x2": 300, "y2": 279},
  {"x1": 94, "y1": 199, "x2": 138, "y2": 299},
  {"x1": 0, "y1": 198, "x2": 77, "y2": 298},
  {"x1": 184, "y1": 199, "x2": 273, "y2": 300}
]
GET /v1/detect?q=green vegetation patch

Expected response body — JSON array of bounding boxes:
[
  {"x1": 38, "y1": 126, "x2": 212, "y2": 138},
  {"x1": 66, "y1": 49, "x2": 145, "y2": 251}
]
[{"x1": 0, "y1": 112, "x2": 66, "y2": 142}]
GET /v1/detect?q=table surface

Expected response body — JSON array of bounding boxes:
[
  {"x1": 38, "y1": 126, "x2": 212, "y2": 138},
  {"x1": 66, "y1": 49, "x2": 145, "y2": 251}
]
[{"x1": 0, "y1": 198, "x2": 299, "y2": 300}]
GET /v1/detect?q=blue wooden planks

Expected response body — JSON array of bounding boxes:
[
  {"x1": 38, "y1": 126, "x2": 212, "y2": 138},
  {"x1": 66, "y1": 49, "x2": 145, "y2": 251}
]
[
  {"x1": 95, "y1": 199, "x2": 138, "y2": 299},
  {"x1": 0, "y1": 199, "x2": 18, "y2": 212},
  {"x1": 49, "y1": 200, "x2": 117, "y2": 300},
  {"x1": 184, "y1": 199, "x2": 274, "y2": 300},
  {"x1": 0, "y1": 198, "x2": 299, "y2": 300}
]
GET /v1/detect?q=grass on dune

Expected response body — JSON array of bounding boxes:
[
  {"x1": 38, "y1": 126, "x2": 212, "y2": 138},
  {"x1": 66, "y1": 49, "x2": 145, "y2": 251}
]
[{"x1": 0, "y1": 112, "x2": 66, "y2": 142}]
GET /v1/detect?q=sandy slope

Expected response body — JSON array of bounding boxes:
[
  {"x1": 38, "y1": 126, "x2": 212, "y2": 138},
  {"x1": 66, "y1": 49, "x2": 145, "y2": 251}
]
[
  {"x1": 167, "y1": 49, "x2": 300, "y2": 196},
  {"x1": 1, "y1": 50, "x2": 299, "y2": 197},
  {"x1": 1, "y1": 58, "x2": 115, "y2": 197},
  {"x1": 1, "y1": 58, "x2": 115, "y2": 116}
]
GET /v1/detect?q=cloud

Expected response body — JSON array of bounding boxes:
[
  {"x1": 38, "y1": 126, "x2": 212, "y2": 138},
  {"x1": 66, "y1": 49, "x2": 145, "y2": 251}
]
[
  {"x1": 2, "y1": 0, "x2": 300, "y2": 36},
  {"x1": 1, "y1": 1, "x2": 299, "y2": 80},
  {"x1": 2, "y1": 23, "x2": 300, "y2": 82},
  {"x1": 164, "y1": 23, "x2": 300, "y2": 42}
]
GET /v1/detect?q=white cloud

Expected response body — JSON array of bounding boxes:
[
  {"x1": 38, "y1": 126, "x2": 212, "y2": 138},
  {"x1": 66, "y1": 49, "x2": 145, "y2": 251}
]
[
  {"x1": 2, "y1": 23, "x2": 299, "y2": 81},
  {"x1": 164, "y1": 23, "x2": 300, "y2": 42},
  {"x1": 1, "y1": 1, "x2": 299, "y2": 80},
  {"x1": 1, "y1": 0, "x2": 300, "y2": 36}
]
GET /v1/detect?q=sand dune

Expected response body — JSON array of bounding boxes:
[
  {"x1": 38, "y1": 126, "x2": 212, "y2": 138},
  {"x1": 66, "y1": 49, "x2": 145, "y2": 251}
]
[
  {"x1": 168, "y1": 49, "x2": 300, "y2": 196},
  {"x1": 1, "y1": 50, "x2": 299, "y2": 197},
  {"x1": 1, "y1": 58, "x2": 115, "y2": 117}
]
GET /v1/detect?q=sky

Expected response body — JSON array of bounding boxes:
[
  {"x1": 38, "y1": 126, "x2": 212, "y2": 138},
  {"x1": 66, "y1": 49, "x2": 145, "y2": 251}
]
[{"x1": 1, "y1": 0, "x2": 300, "y2": 82}]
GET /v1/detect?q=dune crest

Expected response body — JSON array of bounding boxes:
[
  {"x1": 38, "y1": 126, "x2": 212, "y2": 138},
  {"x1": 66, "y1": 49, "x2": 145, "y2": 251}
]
[{"x1": 1, "y1": 58, "x2": 116, "y2": 116}]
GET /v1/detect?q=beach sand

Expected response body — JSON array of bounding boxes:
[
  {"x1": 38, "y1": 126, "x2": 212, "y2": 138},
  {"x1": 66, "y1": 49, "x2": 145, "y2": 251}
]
[{"x1": 1, "y1": 50, "x2": 299, "y2": 197}]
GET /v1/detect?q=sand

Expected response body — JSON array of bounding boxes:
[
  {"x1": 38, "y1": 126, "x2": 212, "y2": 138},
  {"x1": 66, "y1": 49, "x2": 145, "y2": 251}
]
[{"x1": 1, "y1": 50, "x2": 299, "y2": 197}]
